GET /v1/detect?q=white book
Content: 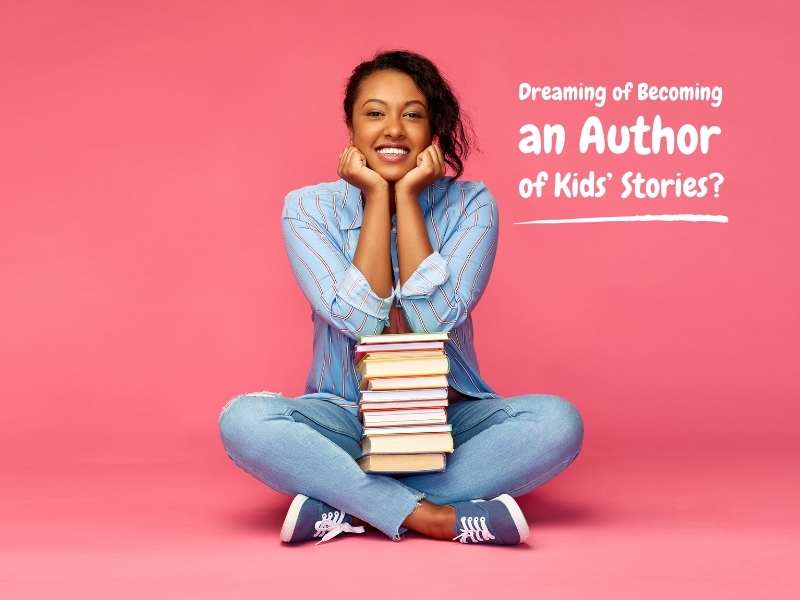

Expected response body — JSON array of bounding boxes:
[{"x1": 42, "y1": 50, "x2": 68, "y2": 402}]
[
  {"x1": 358, "y1": 332, "x2": 449, "y2": 345},
  {"x1": 360, "y1": 399, "x2": 448, "y2": 411},
  {"x1": 360, "y1": 388, "x2": 448, "y2": 402},
  {"x1": 363, "y1": 423, "x2": 453, "y2": 436}
]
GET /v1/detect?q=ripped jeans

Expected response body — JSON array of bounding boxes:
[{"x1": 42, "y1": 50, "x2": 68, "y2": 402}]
[{"x1": 218, "y1": 392, "x2": 584, "y2": 541}]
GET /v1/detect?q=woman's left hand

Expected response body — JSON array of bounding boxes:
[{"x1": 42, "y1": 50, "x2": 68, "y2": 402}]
[{"x1": 395, "y1": 143, "x2": 446, "y2": 197}]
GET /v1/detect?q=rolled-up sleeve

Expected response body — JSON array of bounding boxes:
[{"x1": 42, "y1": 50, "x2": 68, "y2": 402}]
[
  {"x1": 397, "y1": 182, "x2": 499, "y2": 333},
  {"x1": 339, "y1": 263, "x2": 396, "y2": 318},
  {"x1": 281, "y1": 191, "x2": 394, "y2": 340}
]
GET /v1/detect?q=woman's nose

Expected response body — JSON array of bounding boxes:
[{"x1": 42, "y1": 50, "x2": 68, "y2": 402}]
[{"x1": 383, "y1": 114, "x2": 405, "y2": 137}]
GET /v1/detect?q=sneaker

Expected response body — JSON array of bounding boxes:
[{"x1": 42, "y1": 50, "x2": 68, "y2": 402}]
[
  {"x1": 280, "y1": 494, "x2": 366, "y2": 545},
  {"x1": 450, "y1": 493, "x2": 530, "y2": 545}
]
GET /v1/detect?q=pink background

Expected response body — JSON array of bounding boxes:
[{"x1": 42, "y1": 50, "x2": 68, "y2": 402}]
[{"x1": 2, "y1": 0, "x2": 798, "y2": 597}]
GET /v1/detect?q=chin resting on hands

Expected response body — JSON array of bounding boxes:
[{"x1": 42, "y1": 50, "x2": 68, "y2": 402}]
[
  {"x1": 396, "y1": 143, "x2": 446, "y2": 195},
  {"x1": 337, "y1": 145, "x2": 388, "y2": 196}
]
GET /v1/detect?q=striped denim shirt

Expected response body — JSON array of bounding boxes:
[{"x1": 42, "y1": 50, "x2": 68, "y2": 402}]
[{"x1": 281, "y1": 175, "x2": 501, "y2": 405}]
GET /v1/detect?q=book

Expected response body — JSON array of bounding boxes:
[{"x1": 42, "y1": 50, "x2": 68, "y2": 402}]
[
  {"x1": 361, "y1": 432, "x2": 454, "y2": 454},
  {"x1": 361, "y1": 407, "x2": 446, "y2": 419},
  {"x1": 360, "y1": 399, "x2": 448, "y2": 411},
  {"x1": 362, "y1": 409, "x2": 447, "y2": 427},
  {"x1": 362, "y1": 375, "x2": 449, "y2": 391},
  {"x1": 354, "y1": 341, "x2": 444, "y2": 362},
  {"x1": 357, "y1": 355, "x2": 449, "y2": 380},
  {"x1": 358, "y1": 332, "x2": 449, "y2": 345},
  {"x1": 355, "y1": 332, "x2": 453, "y2": 475},
  {"x1": 358, "y1": 350, "x2": 444, "y2": 362},
  {"x1": 357, "y1": 452, "x2": 446, "y2": 473},
  {"x1": 360, "y1": 388, "x2": 448, "y2": 402},
  {"x1": 363, "y1": 423, "x2": 453, "y2": 436}
]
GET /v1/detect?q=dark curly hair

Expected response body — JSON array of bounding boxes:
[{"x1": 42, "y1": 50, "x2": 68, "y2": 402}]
[{"x1": 343, "y1": 49, "x2": 477, "y2": 181}]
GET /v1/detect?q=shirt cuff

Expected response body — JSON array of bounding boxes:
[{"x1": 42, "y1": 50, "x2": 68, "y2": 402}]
[
  {"x1": 337, "y1": 263, "x2": 395, "y2": 319},
  {"x1": 398, "y1": 251, "x2": 449, "y2": 298}
]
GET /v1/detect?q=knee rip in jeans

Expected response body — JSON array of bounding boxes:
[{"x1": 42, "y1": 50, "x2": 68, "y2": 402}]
[{"x1": 217, "y1": 391, "x2": 282, "y2": 425}]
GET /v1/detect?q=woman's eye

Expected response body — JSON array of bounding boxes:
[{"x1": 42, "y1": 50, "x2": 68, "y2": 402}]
[{"x1": 366, "y1": 111, "x2": 423, "y2": 119}]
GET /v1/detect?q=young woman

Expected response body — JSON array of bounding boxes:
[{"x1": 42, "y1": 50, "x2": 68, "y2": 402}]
[{"x1": 219, "y1": 50, "x2": 584, "y2": 545}]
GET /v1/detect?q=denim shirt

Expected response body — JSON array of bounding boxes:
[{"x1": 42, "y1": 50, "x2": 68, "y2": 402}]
[{"x1": 281, "y1": 175, "x2": 501, "y2": 404}]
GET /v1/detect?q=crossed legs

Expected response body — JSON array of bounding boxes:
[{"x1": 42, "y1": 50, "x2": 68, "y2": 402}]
[{"x1": 218, "y1": 392, "x2": 583, "y2": 541}]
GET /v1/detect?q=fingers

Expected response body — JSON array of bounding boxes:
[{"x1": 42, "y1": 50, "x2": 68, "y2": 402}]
[
  {"x1": 338, "y1": 145, "x2": 387, "y2": 194},
  {"x1": 434, "y1": 143, "x2": 445, "y2": 175},
  {"x1": 352, "y1": 146, "x2": 366, "y2": 167},
  {"x1": 420, "y1": 143, "x2": 445, "y2": 177},
  {"x1": 338, "y1": 145, "x2": 359, "y2": 177},
  {"x1": 430, "y1": 143, "x2": 444, "y2": 176},
  {"x1": 337, "y1": 145, "x2": 352, "y2": 177}
]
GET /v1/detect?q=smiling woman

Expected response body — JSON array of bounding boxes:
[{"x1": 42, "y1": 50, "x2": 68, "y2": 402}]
[
  {"x1": 218, "y1": 49, "x2": 584, "y2": 548},
  {"x1": 357, "y1": 96, "x2": 427, "y2": 165}
]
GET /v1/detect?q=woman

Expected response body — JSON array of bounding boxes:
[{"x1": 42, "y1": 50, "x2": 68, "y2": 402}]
[{"x1": 219, "y1": 50, "x2": 584, "y2": 545}]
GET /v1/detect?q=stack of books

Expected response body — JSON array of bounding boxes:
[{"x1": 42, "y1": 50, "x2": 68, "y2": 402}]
[{"x1": 354, "y1": 332, "x2": 455, "y2": 474}]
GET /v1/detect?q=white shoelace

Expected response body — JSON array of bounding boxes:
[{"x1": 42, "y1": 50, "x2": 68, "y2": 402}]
[
  {"x1": 314, "y1": 510, "x2": 366, "y2": 545},
  {"x1": 452, "y1": 515, "x2": 496, "y2": 543}
]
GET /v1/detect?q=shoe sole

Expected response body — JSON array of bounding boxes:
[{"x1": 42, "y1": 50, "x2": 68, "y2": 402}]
[
  {"x1": 280, "y1": 494, "x2": 309, "y2": 543},
  {"x1": 493, "y1": 493, "x2": 530, "y2": 543}
]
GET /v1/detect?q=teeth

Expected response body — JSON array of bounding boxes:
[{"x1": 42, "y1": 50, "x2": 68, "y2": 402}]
[{"x1": 377, "y1": 147, "x2": 409, "y2": 155}]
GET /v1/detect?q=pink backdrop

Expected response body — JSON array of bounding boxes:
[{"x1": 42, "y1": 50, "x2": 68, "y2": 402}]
[{"x1": 2, "y1": 0, "x2": 798, "y2": 597}]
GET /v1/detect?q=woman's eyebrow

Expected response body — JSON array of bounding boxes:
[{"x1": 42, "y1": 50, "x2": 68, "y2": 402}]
[{"x1": 362, "y1": 99, "x2": 427, "y2": 108}]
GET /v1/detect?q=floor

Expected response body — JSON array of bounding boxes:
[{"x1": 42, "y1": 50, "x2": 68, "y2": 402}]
[{"x1": 2, "y1": 436, "x2": 797, "y2": 599}]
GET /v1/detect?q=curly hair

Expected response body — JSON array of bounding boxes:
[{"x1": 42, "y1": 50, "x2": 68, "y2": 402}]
[{"x1": 343, "y1": 49, "x2": 477, "y2": 181}]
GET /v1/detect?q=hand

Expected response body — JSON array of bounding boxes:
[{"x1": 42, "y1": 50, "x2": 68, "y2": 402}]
[
  {"x1": 382, "y1": 303, "x2": 411, "y2": 334},
  {"x1": 337, "y1": 145, "x2": 388, "y2": 196},
  {"x1": 395, "y1": 143, "x2": 446, "y2": 197}
]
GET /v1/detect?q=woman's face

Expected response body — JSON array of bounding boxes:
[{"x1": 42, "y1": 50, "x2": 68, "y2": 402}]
[{"x1": 349, "y1": 69, "x2": 432, "y2": 183}]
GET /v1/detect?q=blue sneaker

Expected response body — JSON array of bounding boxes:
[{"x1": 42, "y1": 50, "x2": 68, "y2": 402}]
[
  {"x1": 450, "y1": 494, "x2": 530, "y2": 545},
  {"x1": 280, "y1": 494, "x2": 366, "y2": 545}
]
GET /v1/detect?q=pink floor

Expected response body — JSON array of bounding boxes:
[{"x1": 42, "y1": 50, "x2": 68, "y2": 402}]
[{"x1": 3, "y1": 435, "x2": 797, "y2": 599}]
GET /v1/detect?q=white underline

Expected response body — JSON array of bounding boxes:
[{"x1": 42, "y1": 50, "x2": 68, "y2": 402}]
[{"x1": 513, "y1": 214, "x2": 729, "y2": 224}]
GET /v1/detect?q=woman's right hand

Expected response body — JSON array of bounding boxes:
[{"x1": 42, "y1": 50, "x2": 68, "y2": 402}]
[{"x1": 337, "y1": 145, "x2": 388, "y2": 196}]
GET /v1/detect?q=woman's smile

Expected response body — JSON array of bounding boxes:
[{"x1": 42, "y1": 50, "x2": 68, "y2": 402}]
[{"x1": 375, "y1": 144, "x2": 411, "y2": 163}]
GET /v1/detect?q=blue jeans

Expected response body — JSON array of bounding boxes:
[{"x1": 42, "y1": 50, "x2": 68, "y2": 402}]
[{"x1": 218, "y1": 392, "x2": 584, "y2": 541}]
